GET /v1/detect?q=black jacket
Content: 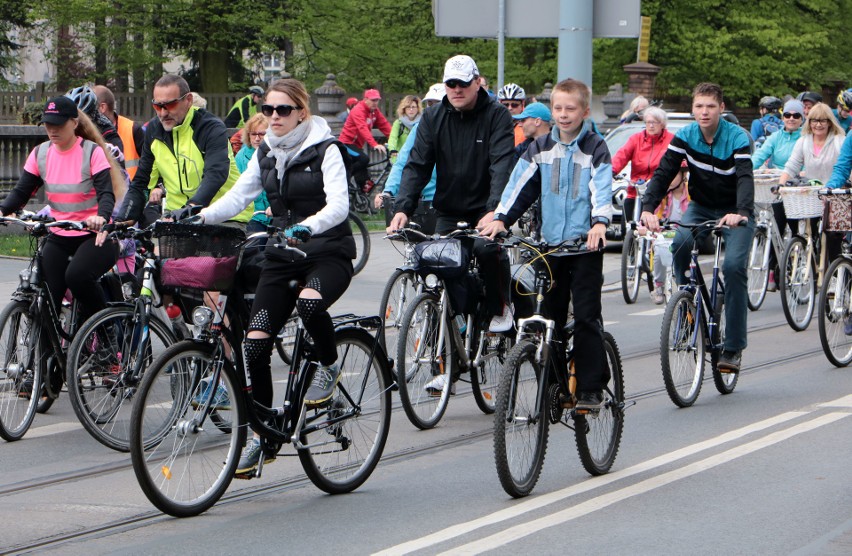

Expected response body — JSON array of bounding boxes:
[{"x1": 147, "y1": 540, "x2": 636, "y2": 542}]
[{"x1": 396, "y1": 87, "x2": 515, "y2": 219}]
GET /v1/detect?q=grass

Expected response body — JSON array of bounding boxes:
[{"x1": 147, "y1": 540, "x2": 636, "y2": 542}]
[
  {"x1": 357, "y1": 210, "x2": 389, "y2": 232},
  {"x1": 0, "y1": 234, "x2": 33, "y2": 257}
]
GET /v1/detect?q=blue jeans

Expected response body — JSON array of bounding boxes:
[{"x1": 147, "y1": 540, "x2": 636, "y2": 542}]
[{"x1": 671, "y1": 204, "x2": 755, "y2": 352}]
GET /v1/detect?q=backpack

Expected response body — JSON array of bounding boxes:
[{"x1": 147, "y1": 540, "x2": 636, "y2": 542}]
[
  {"x1": 761, "y1": 114, "x2": 782, "y2": 139},
  {"x1": 318, "y1": 138, "x2": 356, "y2": 182}
]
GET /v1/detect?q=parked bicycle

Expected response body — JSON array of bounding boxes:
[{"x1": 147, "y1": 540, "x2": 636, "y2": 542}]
[
  {"x1": 493, "y1": 235, "x2": 625, "y2": 497},
  {"x1": 660, "y1": 220, "x2": 739, "y2": 408},
  {"x1": 129, "y1": 223, "x2": 392, "y2": 517}
]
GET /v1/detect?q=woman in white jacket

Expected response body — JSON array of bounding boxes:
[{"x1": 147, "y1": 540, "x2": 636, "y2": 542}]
[{"x1": 780, "y1": 101, "x2": 846, "y2": 185}]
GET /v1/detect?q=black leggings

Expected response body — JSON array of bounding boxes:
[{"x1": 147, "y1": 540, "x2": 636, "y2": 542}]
[
  {"x1": 245, "y1": 255, "x2": 353, "y2": 407},
  {"x1": 343, "y1": 143, "x2": 370, "y2": 189},
  {"x1": 40, "y1": 233, "x2": 119, "y2": 322}
]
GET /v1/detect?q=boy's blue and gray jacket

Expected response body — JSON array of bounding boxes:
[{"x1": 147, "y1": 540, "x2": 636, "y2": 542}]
[
  {"x1": 642, "y1": 118, "x2": 753, "y2": 217},
  {"x1": 494, "y1": 121, "x2": 613, "y2": 245}
]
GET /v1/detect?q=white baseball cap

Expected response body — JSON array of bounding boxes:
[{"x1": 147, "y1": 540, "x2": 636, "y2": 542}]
[
  {"x1": 423, "y1": 83, "x2": 446, "y2": 102},
  {"x1": 442, "y1": 55, "x2": 479, "y2": 83}
]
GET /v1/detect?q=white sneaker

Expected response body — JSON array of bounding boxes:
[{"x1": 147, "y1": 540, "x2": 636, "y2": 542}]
[
  {"x1": 489, "y1": 303, "x2": 514, "y2": 333},
  {"x1": 425, "y1": 374, "x2": 456, "y2": 395}
]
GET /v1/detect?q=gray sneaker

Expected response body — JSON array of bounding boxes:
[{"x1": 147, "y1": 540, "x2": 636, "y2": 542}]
[
  {"x1": 304, "y1": 364, "x2": 341, "y2": 407},
  {"x1": 717, "y1": 350, "x2": 742, "y2": 373},
  {"x1": 235, "y1": 437, "x2": 275, "y2": 476}
]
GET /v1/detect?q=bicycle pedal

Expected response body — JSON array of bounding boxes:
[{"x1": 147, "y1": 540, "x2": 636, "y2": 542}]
[{"x1": 233, "y1": 469, "x2": 257, "y2": 480}]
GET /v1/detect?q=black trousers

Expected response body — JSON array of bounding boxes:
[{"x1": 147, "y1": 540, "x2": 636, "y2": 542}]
[{"x1": 343, "y1": 143, "x2": 369, "y2": 188}]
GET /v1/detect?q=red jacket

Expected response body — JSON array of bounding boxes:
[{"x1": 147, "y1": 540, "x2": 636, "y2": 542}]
[
  {"x1": 339, "y1": 101, "x2": 392, "y2": 149},
  {"x1": 612, "y1": 129, "x2": 674, "y2": 183}
]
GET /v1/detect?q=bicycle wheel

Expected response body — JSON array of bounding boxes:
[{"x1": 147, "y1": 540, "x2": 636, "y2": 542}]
[
  {"x1": 0, "y1": 300, "x2": 43, "y2": 441},
  {"x1": 575, "y1": 331, "x2": 625, "y2": 476},
  {"x1": 298, "y1": 327, "x2": 392, "y2": 493},
  {"x1": 130, "y1": 341, "x2": 245, "y2": 517},
  {"x1": 396, "y1": 292, "x2": 454, "y2": 429},
  {"x1": 471, "y1": 330, "x2": 513, "y2": 415},
  {"x1": 378, "y1": 269, "x2": 418, "y2": 352},
  {"x1": 67, "y1": 305, "x2": 176, "y2": 452},
  {"x1": 274, "y1": 312, "x2": 299, "y2": 365},
  {"x1": 747, "y1": 228, "x2": 770, "y2": 311},
  {"x1": 660, "y1": 289, "x2": 705, "y2": 407},
  {"x1": 819, "y1": 257, "x2": 852, "y2": 367},
  {"x1": 349, "y1": 212, "x2": 371, "y2": 276},
  {"x1": 493, "y1": 340, "x2": 549, "y2": 498},
  {"x1": 780, "y1": 236, "x2": 816, "y2": 331},
  {"x1": 620, "y1": 229, "x2": 641, "y2": 304},
  {"x1": 711, "y1": 295, "x2": 738, "y2": 394}
]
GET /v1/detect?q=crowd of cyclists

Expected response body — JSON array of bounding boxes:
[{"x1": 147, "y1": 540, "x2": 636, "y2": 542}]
[{"x1": 6, "y1": 52, "x2": 852, "y2": 498}]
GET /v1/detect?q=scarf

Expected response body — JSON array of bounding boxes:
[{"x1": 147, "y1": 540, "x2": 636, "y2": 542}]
[
  {"x1": 266, "y1": 119, "x2": 313, "y2": 180},
  {"x1": 399, "y1": 114, "x2": 420, "y2": 130}
]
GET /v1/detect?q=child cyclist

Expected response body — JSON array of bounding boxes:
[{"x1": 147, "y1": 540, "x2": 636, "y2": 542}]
[{"x1": 481, "y1": 78, "x2": 613, "y2": 409}]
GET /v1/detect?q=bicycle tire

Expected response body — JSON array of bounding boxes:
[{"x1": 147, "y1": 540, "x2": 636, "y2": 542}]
[
  {"x1": 298, "y1": 327, "x2": 392, "y2": 494},
  {"x1": 66, "y1": 304, "x2": 177, "y2": 452},
  {"x1": 471, "y1": 330, "x2": 513, "y2": 415},
  {"x1": 747, "y1": 228, "x2": 770, "y2": 311},
  {"x1": 396, "y1": 292, "x2": 453, "y2": 429},
  {"x1": 493, "y1": 340, "x2": 549, "y2": 498},
  {"x1": 620, "y1": 229, "x2": 641, "y2": 304},
  {"x1": 349, "y1": 211, "x2": 371, "y2": 276},
  {"x1": 710, "y1": 294, "x2": 738, "y2": 394},
  {"x1": 818, "y1": 257, "x2": 852, "y2": 367},
  {"x1": 378, "y1": 269, "x2": 418, "y2": 353},
  {"x1": 0, "y1": 300, "x2": 43, "y2": 441},
  {"x1": 660, "y1": 289, "x2": 705, "y2": 407},
  {"x1": 779, "y1": 236, "x2": 816, "y2": 331},
  {"x1": 274, "y1": 312, "x2": 299, "y2": 365},
  {"x1": 130, "y1": 340, "x2": 245, "y2": 517},
  {"x1": 575, "y1": 331, "x2": 625, "y2": 476}
]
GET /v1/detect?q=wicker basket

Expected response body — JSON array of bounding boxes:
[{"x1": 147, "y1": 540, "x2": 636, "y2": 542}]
[
  {"x1": 154, "y1": 222, "x2": 246, "y2": 291},
  {"x1": 754, "y1": 169, "x2": 782, "y2": 205},
  {"x1": 779, "y1": 186, "x2": 823, "y2": 219}
]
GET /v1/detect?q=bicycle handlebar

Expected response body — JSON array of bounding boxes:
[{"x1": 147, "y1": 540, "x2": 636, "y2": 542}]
[
  {"x1": 0, "y1": 215, "x2": 87, "y2": 232},
  {"x1": 246, "y1": 228, "x2": 307, "y2": 260}
]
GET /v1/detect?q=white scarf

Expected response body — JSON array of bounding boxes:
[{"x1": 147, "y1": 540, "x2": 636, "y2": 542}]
[{"x1": 266, "y1": 119, "x2": 313, "y2": 180}]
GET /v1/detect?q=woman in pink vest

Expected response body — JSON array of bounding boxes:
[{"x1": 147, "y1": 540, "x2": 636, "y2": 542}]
[{"x1": 0, "y1": 96, "x2": 125, "y2": 321}]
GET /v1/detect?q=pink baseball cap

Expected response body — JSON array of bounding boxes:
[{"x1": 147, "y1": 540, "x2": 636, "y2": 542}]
[{"x1": 364, "y1": 89, "x2": 382, "y2": 100}]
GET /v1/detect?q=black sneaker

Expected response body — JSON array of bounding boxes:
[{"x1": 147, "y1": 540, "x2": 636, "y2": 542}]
[
  {"x1": 575, "y1": 390, "x2": 604, "y2": 410},
  {"x1": 304, "y1": 364, "x2": 341, "y2": 407},
  {"x1": 717, "y1": 350, "x2": 742, "y2": 373}
]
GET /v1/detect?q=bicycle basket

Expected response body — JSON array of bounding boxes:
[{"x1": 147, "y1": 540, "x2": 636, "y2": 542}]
[
  {"x1": 822, "y1": 194, "x2": 852, "y2": 232},
  {"x1": 154, "y1": 222, "x2": 246, "y2": 291},
  {"x1": 753, "y1": 169, "x2": 782, "y2": 206},
  {"x1": 412, "y1": 238, "x2": 469, "y2": 279},
  {"x1": 779, "y1": 186, "x2": 823, "y2": 219}
]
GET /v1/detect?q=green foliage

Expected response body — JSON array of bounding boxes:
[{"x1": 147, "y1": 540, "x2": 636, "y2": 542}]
[
  {"x1": 0, "y1": 0, "x2": 33, "y2": 88},
  {"x1": 18, "y1": 101, "x2": 43, "y2": 125}
]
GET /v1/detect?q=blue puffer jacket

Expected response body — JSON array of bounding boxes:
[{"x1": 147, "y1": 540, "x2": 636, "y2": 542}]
[
  {"x1": 383, "y1": 122, "x2": 435, "y2": 201},
  {"x1": 751, "y1": 127, "x2": 801, "y2": 170}
]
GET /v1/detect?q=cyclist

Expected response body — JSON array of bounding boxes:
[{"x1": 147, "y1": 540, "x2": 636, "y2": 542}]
[
  {"x1": 750, "y1": 96, "x2": 784, "y2": 147},
  {"x1": 223, "y1": 85, "x2": 265, "y2": 129},
  {"x1": 797, "y1": 91, "x2": 823, "y2": 118},
  {"x1": 833, "y1": 89, "x2": 852, "y2": 133},
  {"x1": 752, "y1": 99, "x2": 804, "y2": 170},
  {"x1": 387, "y1": 95, "x2": 421, "y2": 161},
  {"x1": 646, "y1": 161, "x2": 690, "y2": 304},
  {"x1": 388, "y1": 54, "x2": 515, "y2": 340},
  {"x1": 235, "y1": 113, "x2": 271, "y2": 233},
  {"x1": 66, "y1": 85, "x2": 125, "y2": 164},
  {"x1": 640, "y1": 82, "x2": 754, "y2": 373},
  {"x1": 513, "y1": 102, "x2": 552, "y2": 162},
  {"x1": 0, "y1": 96, "x2": 125, "y2": 327},
  {"x1": 196, "y1": 78, "x2": 355, "y2": 476},
  {"x1": 92, "y1": 85, "x2": 145, "y2": 181},
  {"x1": 620, "y1": 95, "x2": 649, "y2": 123},
  {"x1": 339, "y1": 89, "x2": 392, "y2": 195},
  {"x1": 497, "y1": 83, "x2": 527, "y2": 145},
  {"x1": 481, "y1": 78, "x2": 613, "y2": 410}
]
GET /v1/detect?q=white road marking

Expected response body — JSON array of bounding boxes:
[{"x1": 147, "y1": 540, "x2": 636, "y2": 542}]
[
  {"x1": 629, "y1": 308, "x2": 666, "y2": 316},
  {"x1": 820, "y1": 394, "x2": 852, "y2": 407}
]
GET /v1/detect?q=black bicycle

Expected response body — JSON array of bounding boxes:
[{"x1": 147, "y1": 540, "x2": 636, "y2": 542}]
[
  {"x1": 129, "y1": 223, "x2": 393, "y2": 517},
  {"x1": 349, "y1": 154, "x2": 393, "y2": 216}
]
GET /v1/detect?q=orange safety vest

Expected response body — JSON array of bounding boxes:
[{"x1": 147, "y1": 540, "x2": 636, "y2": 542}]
[{"x1": 117, "y1": 115, "x2": 140, "y2": 180}]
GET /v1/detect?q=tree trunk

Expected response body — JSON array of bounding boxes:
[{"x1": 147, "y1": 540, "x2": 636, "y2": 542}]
[
  {"x1": 199, "y1": 48, "x2": 230, "y2": 93},
  {"x1": 112, "y1": 16, "x2": 128, "y2": 92},
  {"x1": 94, "y1": 18, "x2": 107, "y2": 85}
]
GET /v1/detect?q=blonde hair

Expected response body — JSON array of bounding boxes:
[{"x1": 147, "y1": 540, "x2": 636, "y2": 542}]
[
  {"x1": 241, "y1": 113, "x2": 268, "y2": 144},
  {"x1": 804, "y1": 102, "x2": 845, "y2": 137},
  {"x1": 74, "y1": 110, "x2": 126, "y2": 201},
  {"x1": 396, "y1": 95, "x2": 421, "y2": 119},
  {"x1": 553, "y1": 78, "x2": 591, "y2": 109}
]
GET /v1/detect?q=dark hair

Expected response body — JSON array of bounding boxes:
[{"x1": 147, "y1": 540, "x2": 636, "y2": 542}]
[
  {"x1": 155, "y1": 74, "x2": 190, "y2": 96},
  {"x1": 93, "y1": 85, "x2": 115, "y2": 112},
  {"x1": 692, "y1": 82, "x2": 724, "y2": 104},
  {"x1": 266, "y1": 79, "x2": 312, "y2": 119}
]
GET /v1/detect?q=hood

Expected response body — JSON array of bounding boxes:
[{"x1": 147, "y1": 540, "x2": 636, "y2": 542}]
[{"x1": 550, "y1": 119, "x2": 592, "y2": 147}]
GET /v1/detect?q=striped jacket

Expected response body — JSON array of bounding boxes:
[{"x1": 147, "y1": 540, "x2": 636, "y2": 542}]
[{"x1": 642, "y1": 118, "x2": 753, "y2": 217}]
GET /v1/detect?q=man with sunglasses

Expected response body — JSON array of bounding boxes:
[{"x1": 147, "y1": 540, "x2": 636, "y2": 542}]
[
  {"x1": 339, "y1": 89, "x2": 392, "y2": 194},
  {"x1": 118, "y1": 74, "x2": 252, "y2": 225},
  {"x1": 498, "y1": 83, "x2": 527, "y2": 146},
  {"x1": 388, "y1": 54, "x2": 515, "y2": 342}
]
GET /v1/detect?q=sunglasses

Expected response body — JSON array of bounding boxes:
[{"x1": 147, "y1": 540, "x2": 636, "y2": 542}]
[
  {"x1": 501, "y1": 101, "x2": 522, "y2": 109},
  {"x1": 249, "y1": 131, "x2": 267, "y2": 137},
  {"x1": 151, "y1": 92, "x2": 189, "y2": 112},
  {"x1": 810, "y1": 118, "x2": 829, "y2": 124},
  {"x1": 261, "y1": 104, "x2": 301, "y2": 117},
  {"x1": 444, "y1": 79, "x2": 473, "y2": 90},
  {"x1": 783, "y1": 112, "x2": 803, "y2": 120}
]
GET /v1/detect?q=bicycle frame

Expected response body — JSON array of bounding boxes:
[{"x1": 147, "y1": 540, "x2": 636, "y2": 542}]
[{"x1": 678, "y1": 224, "x2": 726, "y2": 355}]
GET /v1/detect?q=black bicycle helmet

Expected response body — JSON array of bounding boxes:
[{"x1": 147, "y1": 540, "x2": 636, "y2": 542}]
[
  {"x1": 497, "y1": 83, "x2": 526, "y2": 101},
  {"x1": 837, "y1": 90, "x2": 852, "y2": 111},
  {"x1": 65, "y1": 86, "x2": 98, "y2": 118},
  {"x1": 796, "y1": 91, "x2": 823, "y2": 104},
  {"x1": 758, "y1": 96, "x2": 783, "y2": 112}
]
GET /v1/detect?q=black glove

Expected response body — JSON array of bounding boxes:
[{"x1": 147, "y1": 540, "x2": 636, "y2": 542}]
[
  {"x1": 169, "y1": 204, "x2": 202, "y2": 222},
  {"x1": 283, "y1": 224, "x2": 312, "y2": 244}
]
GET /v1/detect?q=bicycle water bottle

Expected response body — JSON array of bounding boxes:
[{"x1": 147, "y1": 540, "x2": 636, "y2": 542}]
[
  {"x1": 454, "y1": 314, "x2": 467, "y2": 335},
  {"x1": 166, "y1": 303, "x2": 188, "y2": 338}
]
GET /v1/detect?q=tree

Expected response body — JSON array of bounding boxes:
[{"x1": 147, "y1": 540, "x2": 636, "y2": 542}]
[{"x1": 0, "y1": 1, "x2": 33, "y2": 88}]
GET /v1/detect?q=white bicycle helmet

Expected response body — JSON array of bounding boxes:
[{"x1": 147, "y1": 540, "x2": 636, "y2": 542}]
[
  {"x1": 66, "y1": 86, "x2": 98, "y2": 118},
  {"x1": 498, "y1": 83, "x2": 526, "y2": 101}
]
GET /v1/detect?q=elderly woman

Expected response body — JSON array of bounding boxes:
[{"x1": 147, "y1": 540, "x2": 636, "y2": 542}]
[
  {"x1": 752, "y1": 99, "x2": 804, "y2": 170},
  {"x1": 612, "y1": 106, "x2": 674, "y2": 225},
  {"x1": 387, "y1": 95, "x2": 421, "y2": 159}
]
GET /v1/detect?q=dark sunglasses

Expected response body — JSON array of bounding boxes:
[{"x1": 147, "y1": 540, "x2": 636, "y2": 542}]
[
  {"x1": 501, "y1": 101, "x2": 522, "y2": 109},
  {"x1": 444, "y1": 79, "x2": 473, "y2": 90},
  {"x1": 261, "y1": 104, "x2": 301, "y2": 117},
  {"x1": 151, "y1": 92, "x2": 189, "y2": 111},
  {"x1": 783, "y1": 112, "x2": 803, "y2": 120}
]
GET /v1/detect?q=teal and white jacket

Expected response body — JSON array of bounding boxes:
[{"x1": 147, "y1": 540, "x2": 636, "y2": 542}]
[{"x1": 495, "y1": 121, "x2": 613, "y2": 245}]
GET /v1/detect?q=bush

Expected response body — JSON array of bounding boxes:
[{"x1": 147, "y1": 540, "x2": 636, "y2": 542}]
[{"x1": 18, "y1": 102, "x2": 43, "y2": 125}]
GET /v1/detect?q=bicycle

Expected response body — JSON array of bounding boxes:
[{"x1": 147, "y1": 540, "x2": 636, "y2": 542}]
[
  {"x1": 378, "y1": 226, "x2": 429, "y2": 353},
  {"x1": 0, "y1": 215, "x2": 119, "y2": 441},
  {"x1": 129, "y1": 223, "x2": 393, "y2": 517},
  {"x1": 816, "y1": 188, "x2": 852, "y2": 367},
  {"x1": 621, "y1": 220, "x2": 676, "y2": 305},
  {"x1": 660, "y1": 220, "x2": 739, "y2": 408},
  {"x1": 349, "y1": 154, "x2": 392, "y2": 216},
  {"x1": 493, "y1": 235, "x2": 625, "y2": 498},
  {"x1": 746, "y1": 169, "x2": 785, "y2": 311},
  {"x1": 395, "y1": 226, "x2": 514, "y2": 429},
  {"x1": 348, "y1": 211, "x2": 371, "y2": 276}
]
